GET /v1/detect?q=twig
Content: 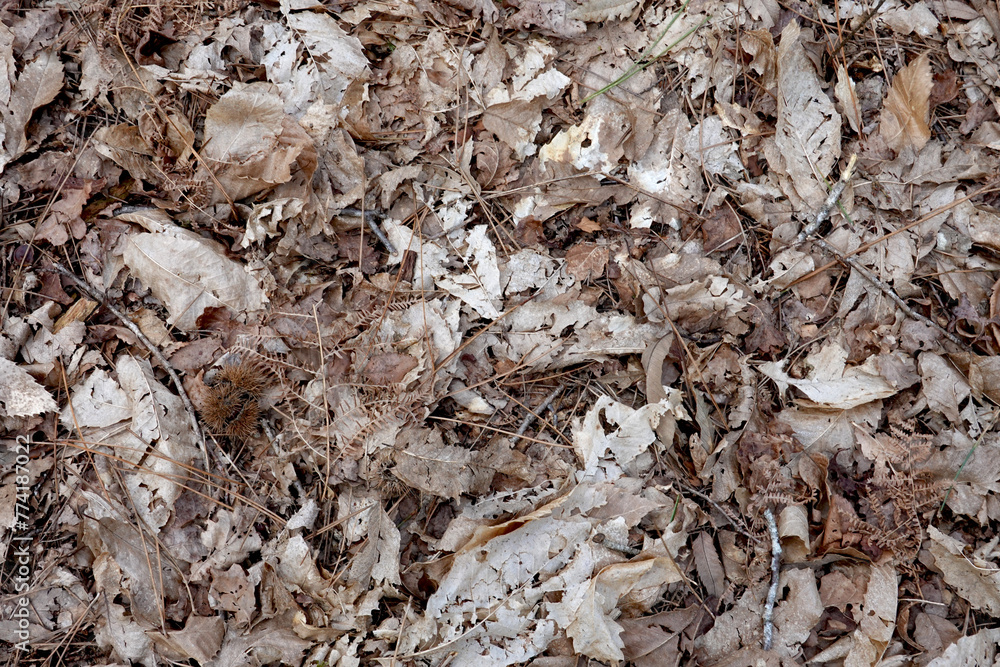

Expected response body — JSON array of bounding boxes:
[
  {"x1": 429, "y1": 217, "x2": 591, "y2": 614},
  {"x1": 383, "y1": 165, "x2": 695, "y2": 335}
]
[
  {"x1": 48, "y1": 263, "x2": 210, "y2": 471},
  {"x1": 515, "y1": 385, "x2": 563, "y2": 439},
  {"x1": 340, "y1": 208, "x2": 397, "y2": 254},
  {"x1": 809, "y1": 234, "x2": 966, "y2": 348},
  {"x1": 795, "y1": 155, "x2": 857, "y2": 245},
  {"x1": 676, "y1": 481, "x2": 760, "y2": 544},
  {"x1": 829, "y1": 0, "x2": 889, "y2": 57},
  {"x1": 763, "y1": 507, "x2": 781, "y2": 651},
  {"x1": 795, "y1": 155, "x2": 968, "y2": 349}
]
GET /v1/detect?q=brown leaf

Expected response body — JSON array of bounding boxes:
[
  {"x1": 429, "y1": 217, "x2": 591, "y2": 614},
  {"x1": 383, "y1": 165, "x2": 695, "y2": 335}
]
[
  {"x1": 483, "y1": 99, "x2": 546, "y2": 158},
  {"x1": 746, "y1": 299, "x2": 787, "y2": 355},
  {"x1": 702, "y1": 205, "x2": 741, "y2": 252},
  {"x1": 515, "y1": 218, "x2": 545, "y2": 246},
  {"x1": 362, "y1": 353, "x2": 418, "y2": 385},
  {"x1": 35, "y1": 180, "x2": 97, "y2": 245},
  {"x1": 929, "y1": 69, "x2": 959, "y2": 107},
  {"x1": 509, "y1": 0, "x2": 587, "y2": 37},
  {"x1": 200, "y1": 82, "x2": 316, "y2": 202},
  {"x1": 767, "y1": 20, "x2": 841, "y2": 208},
  {"x1": 879, "y1": 53, "x2": 932, "y2": 153},
  {"x1": 692, "y1": 532, "x2": 726, "y2": 600},
  {"x1": 575, "y1": 216, "x2": 602, "y2": 233},
  {"x1": 392, "y1": 427, "x2": 476, "y2": 499},
  {"x1": 0, "y1": 50, "x2": 64, "y2": 171},
  {"x1": 565, "y1": 242, "x2": 609, "y2": 282}
]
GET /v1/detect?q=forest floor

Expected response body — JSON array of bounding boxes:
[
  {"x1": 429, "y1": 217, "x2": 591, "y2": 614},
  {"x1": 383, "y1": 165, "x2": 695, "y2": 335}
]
[{"x1": 3, "y1": 0, "x2": 1000, "y2": 665}]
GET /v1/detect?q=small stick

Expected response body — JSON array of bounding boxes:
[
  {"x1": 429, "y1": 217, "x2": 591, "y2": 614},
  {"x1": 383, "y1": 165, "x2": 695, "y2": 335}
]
[
  {"x1": 49, "y1": 263, "x2": 210, "y2": 471},
  {"x1": 675, "y1": 481, "x2": 760, "y2": 544},
  {"x1": 339, "y1": 208, "x2": 397, "y2": 254},
  {"x1": 809, "y1": 235, "x2": 966, "y2": 347},
  {"x1": 763, "y1": 507, "x2": 781, "y2": 651},
  {"x1": 515, "y1": 385, "x2": 563, "y2": 438},
  {"x1": 795, "y1": 155, "x2": 967, "y2": 349},
  {"x1": 796, "y1": 155, "x2": 857, "y2": 245}
]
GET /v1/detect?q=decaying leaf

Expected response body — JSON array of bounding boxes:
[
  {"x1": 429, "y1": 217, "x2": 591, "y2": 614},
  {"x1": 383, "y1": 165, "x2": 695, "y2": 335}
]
[
  {"x1": 759, "y1": 341, "x2": 897, "y2": 409},
  {"x1": 573, "y1": 394, "x2": 686, "y2": 477},
  {"x1": 565, "y1": 242, "x2": 609, "y2": 281},
  {"x1": 879, "y1": 53, "x2": 932, "y2": 153},
  {"x1": 9, "y1": 0, "x2": 1000, "y2": 664},
  {"x1": 929, "y1": 526, "x2": 1000, "y2": 616},
  {"x1": 765, "y1": 20, "x2": 841, "y2": 209},
  {"x1": 0, "y1": 357, "x2": 57, "y2": 417},
  {"x1": 0, "y1": 49, "x2": 64, "y2": 173},
  {"x1": 392, "y1": 427, "x2": 476, "y2": 500},
  {"x1": 200, "y1": 82, "x2": 317, "y2": 202},
  {"x1": 121, "y1": 219, "x2": 268, "y2": 331}
]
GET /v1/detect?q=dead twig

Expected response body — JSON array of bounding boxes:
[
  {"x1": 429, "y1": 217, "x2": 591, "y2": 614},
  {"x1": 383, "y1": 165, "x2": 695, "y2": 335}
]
[
  {"x1": 515, "y1": 385, "x2": 563, "y2": 440},
  {"x1": 763, "y1": 507, "x2": 781, "y2": 650},
  {"x1": 676, "y1": 481, "x2": 760, "y2": 544},
  {"x1": 340, "y1": 207, "x2": 397, "y2": 254},
  {"x1": 48, "y1": 263, "x2": 210, "y2": 471},
  {"x1": 795, "y1": 155, "x2": 968, "y2": 350}
]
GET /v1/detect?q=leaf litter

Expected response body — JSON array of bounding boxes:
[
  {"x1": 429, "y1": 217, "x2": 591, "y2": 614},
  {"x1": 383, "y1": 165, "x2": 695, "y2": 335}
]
[{"x1": 3, "y1": 0, "x2": 1000, "y2": 665}]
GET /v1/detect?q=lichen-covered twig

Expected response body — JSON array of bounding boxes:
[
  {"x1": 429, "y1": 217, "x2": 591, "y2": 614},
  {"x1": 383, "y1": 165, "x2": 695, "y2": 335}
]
[
  {"x1": 795, "y1": 155, "x2": 858, "y2": 245},
  {"x1": 763, "y1": 507, "x2": 781, "y2": 650},
  {"x1": 796, "y1": 155, "x2": 967, "y2": 349},
  {"x1": 49, "y1": 263, "x2": 210, "y2": 470}
]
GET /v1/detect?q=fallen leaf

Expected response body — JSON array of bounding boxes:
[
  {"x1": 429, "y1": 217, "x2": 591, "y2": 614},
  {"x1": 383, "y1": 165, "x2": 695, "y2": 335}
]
[
  {"x1": 200, "y1": 81, "x2": 316, "y2": 202},
  {"x1": 0, "y1": 49, "x2": 64, "y2": 173},
  {"x1": 565, "y1": 242, "x2": 609, "y2": 281},
  {"x1": 879, "y1": 53, "x2": 932, "y2": 153},
  {"x1": 767, "y1": 20, "x2": 841, "y2": 209},
  {"x1": 121, "y1": 220, "x2": 268, "y2": 331},
  {"x1": 0, "y1": 357, "x2": 57, "y2": 417},
  {"x1": 928, "y1": 525, "x2": 1000, "y2": 616},
  {"x1": 702, "y1": 204, "x2": 742, "y2": 252},
  {"x1": 759, "y1": 341, "x2": 897, "y2": 409}
]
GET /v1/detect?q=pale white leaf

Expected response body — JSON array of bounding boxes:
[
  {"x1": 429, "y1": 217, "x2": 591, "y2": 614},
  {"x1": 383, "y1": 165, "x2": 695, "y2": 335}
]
[
  {"x1": 0, "y1": 357, "x2": 57, "y2": 417},
  {"x1": 122, "y1": 221, "x2": 268, "y2": 331}
]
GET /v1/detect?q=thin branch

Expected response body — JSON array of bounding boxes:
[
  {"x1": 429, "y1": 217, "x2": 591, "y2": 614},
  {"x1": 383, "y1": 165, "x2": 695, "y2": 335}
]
[
  {"x1": 676, "y1": 481, "x2": 760, "y2": 544},
  {"x1": 515, "y1": 385, "x2": 563, "y2": 438},
  {"x1": 795, "y1": 154, "x2": 968, "y2": 350},
  {"x1": 48, "y1": 263, "x2": 210, "y2": 471},
  {"x1": 763, "y1": 507, "x2": 781, "y2": 651}
]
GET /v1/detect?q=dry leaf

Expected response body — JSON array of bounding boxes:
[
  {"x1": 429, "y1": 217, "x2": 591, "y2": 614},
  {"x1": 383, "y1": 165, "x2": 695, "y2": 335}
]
[
  {"x1": 569, "y1": 0, "x2": 640, "y2": 22},
  {"x1": 918, "y1": 352, "x2": 970, "y2": 423},
  {"x1": 0, "y1": 49, "x2": 64, "y2": 173},
  {"x1": 392, "y1": 427, "x2": 476, "y2": 499},
  {"x1": 702, "y1": 205, "x2": 742, "y2": 252},
  {"x1": 692, "y1": 532, "x2": 726, "y2": 600},
  {"x1": 510, "y1": 0, "x2": 587, "y2": 37},
  {"x1": 483, "y1": 99, "x2": 547, "y2": 159},
  {"x1": 348, "y1": 505, "x2": 402, "y2": 589},
  {"x1": 200, "y1": 82, "x2": 316, "y2": 202},
  {"x1": 565, "y1": 242, "x2": 609, "y2": 281},
  {"x1": 879, "y1": 53, "x2": 932, "y2": 153},
  {"x1": 0, "y1": 357, "x2": 57, "y2": 417},
  {"x1": 759, "y1": 341, "x2": 897, "y2": 409},
  {"x1": 148, "y1": 616, "x2": 225, "y2": 664},
  {"x1": 564, "y1": 557, "x2": 683, "y2": 662},
  {"x1": 836, "y1": 64, "x2": 862, "y2": 134},
  {"x1": 767, "y1": 21, "x2": 841, "y2": 209},
  {"x1": 122, "y1": 220, "x2": 268, "y2": 331}
]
